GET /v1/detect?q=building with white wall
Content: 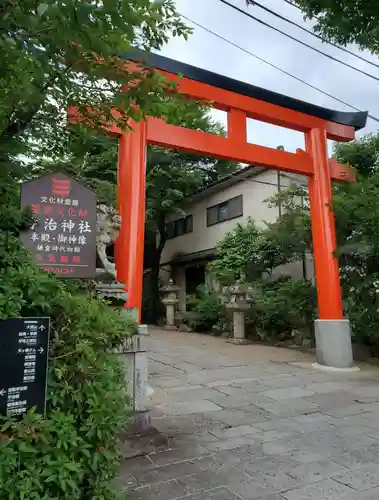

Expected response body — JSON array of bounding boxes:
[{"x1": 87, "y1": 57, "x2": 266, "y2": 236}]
[{"x1": 160, "y1": 166, "x2": 313, "y2": 311}]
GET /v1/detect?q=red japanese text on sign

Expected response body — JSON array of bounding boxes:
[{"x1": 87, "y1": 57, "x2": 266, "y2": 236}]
[{"x1": 21, "y1": 173, "x2": 96, "y2": 278}]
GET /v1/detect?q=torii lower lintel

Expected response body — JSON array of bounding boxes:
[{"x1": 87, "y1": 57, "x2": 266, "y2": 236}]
[{"x1": 106, "y1": 116, "x2": 355, "y2": 182}]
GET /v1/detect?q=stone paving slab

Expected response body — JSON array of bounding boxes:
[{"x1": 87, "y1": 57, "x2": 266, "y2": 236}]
[
  {"x1": 209, "y1": 424, "x2": 261, "y2": 440},
  {"x1": 129, "y1": 478, "x2": 189, "y2": 500},
  {"x1": 261, "y1": 386, "x2": 315, "y2": 401},
  {"x1": 283, "y1": 458, "x2": 349, "y2": 484},
  {"x1": 332, "y1": 445, "x2": 379, "y2": 471},
  {"x1": 125, "y1": 458, "x2": 204, "y2": 485},
  {"x1": 237, "y1": 452, "x2": 303, "y2": 473},
  {"x1": 120, "y1": 328, "x2": 379, "y2": 500},
  {"x1": 334, "y1": 464, "x2": 379, "y2": 491},
  {"x1": 148, "y1": 446, "x2": 211, "y2": 467},
  {"x1": 209, "y1": 407, "x2": 272, "y2": 427},
  {"x1": 156, "y1": 400, "x2": 223, "y2": 415},
  {"x1": 204, "y1": 436, "x2": 262, "y2": 453},
  {"x1": 227, "y1": 470, "x2": 299, "y2": 499},
  {"x1": 304, "y1": 390, "x2": 362, "y2": 410},
  {"x1": 281, "y1": 478, "x2": 355, "y2": 500},
  {"x1": 180, "y1": 487, "x2": 243, "y2": 500}
]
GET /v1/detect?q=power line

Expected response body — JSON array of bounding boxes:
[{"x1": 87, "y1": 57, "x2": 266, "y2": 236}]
[
  {"x1": 219, "y1": 0, "x2": 379, "y2": 83},
  {"x1": 245, "y1": 0, "x2": 379, "y2": 70},
  {"x1": 283, "y1": 0, "x2": 309, "y2": 11},
  {"x1": 180, "y1": 14, "x2": 379, "y2": 124}
]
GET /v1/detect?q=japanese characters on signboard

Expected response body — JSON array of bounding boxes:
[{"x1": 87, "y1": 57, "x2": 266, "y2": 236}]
[
  {"x1": 0, "y1": 317, "x2": 50, "y2": 418},
  {"x1": 21, "y1": 173, "x2": 96, "y2": 278}
]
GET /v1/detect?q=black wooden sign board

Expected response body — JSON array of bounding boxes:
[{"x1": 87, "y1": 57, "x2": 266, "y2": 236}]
[
  {"x1": 20, "y1": 172, "x2": 97, "y2": 278},
  {"x1": 0, "y1": 317, "x2": 50, "y2": 418}
]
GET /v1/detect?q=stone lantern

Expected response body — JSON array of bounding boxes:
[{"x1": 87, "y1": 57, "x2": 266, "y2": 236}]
[
  {"x1": 160, "y1": 279, "x2": 180, "y2": 330},
  {"x1": 226, "y1": 282, "x2": 253, "y2": 344},
  {"x1": 95, "y1": 281, "x2": 128, "y2": 304}
]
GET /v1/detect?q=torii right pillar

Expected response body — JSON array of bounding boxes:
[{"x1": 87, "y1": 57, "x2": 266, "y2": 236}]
[{"x1": 306, "y1": 127, "x2": 357, "y2": 371}]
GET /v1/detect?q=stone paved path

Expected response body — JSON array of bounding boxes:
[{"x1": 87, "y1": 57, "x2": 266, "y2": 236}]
[{"x1": 119, "y1": 328, "x2": 379, "y2": 500}]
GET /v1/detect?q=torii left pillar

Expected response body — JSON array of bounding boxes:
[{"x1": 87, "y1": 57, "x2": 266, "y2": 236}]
[
  {"x1": 116, "y1": 121, "x2": 147, "y2": 323},
  {"x1": 116, "y1": 122, "x2": 153, "y2": 428}
]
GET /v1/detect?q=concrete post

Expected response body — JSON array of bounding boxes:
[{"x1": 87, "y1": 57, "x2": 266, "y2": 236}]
[
  {"x1": 117, "y1": 323, "x2": 153, "y2": 433},
  {"x1": 160, "y1": 279, "x2": 179, "y2": 330},
  {"x1": 94, "y1": 284, "x2": 153, "y2": 431}
]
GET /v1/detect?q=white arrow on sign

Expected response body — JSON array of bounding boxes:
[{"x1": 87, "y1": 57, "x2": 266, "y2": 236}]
[
  {"x1": 39, "y1": 325, "x2": 45, "y2": 331},
  {"x1": 38, "y1": 347, "x2": 44, "y2": 354},
  {"x1": 0, "y1": 389, "x2": 6, "y2": 397}
]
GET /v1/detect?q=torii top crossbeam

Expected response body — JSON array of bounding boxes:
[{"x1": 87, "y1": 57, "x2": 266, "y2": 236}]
[
  {"x1": 127, "y1": 50, "x2": 366, "y2": 135},
  {"x1": 113, "y1": 50, "x2": 366, "y2": 183}
]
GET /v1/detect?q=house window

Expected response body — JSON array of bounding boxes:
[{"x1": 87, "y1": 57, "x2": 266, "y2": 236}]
[
  {"x1": 206, "y1": 195, "x2": 243, "y2": 226},
  {"x1": 167, "y1": 215, "x2": 193, "y2": 239},
  {"x1": 186, "y1": 214, "x2": 193, "y2": 233}
]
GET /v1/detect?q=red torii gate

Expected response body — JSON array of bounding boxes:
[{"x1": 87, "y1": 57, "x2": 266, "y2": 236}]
[{"x1": 74, "y1": 51, "x2": 367, "y2": 370}]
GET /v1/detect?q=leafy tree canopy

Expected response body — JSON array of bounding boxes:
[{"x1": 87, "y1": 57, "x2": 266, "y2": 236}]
[
  {"x1": 211, "y1": 185, "x2": 311, "y2": 286},
  {"x1": 212, "y1": 131, "x2": 379, "y2": 345},
  {"x1": 293, "y1": 0, "x2": 379, "y2": 54},
  {"x1": 0, "y1": 0, "x2": 192, "y2": 159},
  {"x1": 333, "y1": 133, "x2": 379, "y2": 179},
  {"x1": 33, "y1": 106, "x2": 239, "y2": 323}
]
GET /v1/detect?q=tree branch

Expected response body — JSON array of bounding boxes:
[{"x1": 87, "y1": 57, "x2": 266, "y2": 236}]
[
  {"x1": 0, "y1": 63, "x2": 73, "y2": 143},
  {"x1": 0, "y1": 0, "x2": 17, "y2": 23},
  {"x1": 157, "y1": 214, "x2": 168, "y2": 255}
]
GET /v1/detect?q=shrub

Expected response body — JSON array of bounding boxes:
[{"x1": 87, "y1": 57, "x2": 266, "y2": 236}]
[
  {"x1": 0, "y1": 171, "x2": 137, "y2": 499},
  {"x1": 210, "y1": 219, "x2": 265, "y2": 286},
  {"x1": 248, "y1": 278, "x2": 316, "y2": 342},
  {"x1": 341, "y1": 266, "x2": 379, "y2": 347},
  {"x1": 210, "y1": 206, "x2": 316, "y2": 344},
  {"x1": 187, "y1": 285, "x2": 224, "y2": 333}
]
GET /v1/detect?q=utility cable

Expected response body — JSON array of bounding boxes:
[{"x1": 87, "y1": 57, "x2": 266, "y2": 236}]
[
  {"x1": 181, "y1": 14, "x2": 379, "y2": 124},
  {"x1": 219, "y1": 0, "x2": 379, "y2": 83},
  {"x1": 245, "y1": 0, "x2": 379, "y2": 70}
]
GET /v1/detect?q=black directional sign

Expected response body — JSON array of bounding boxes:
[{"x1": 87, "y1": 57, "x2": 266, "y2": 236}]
[{"x1": 0, "y1": 317, "x2": 50, "y2": 418}]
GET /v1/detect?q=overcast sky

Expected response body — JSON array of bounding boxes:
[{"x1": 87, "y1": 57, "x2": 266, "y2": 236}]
[{"x1": 156, "y1": 0, "x2": 379, "y2": 155}]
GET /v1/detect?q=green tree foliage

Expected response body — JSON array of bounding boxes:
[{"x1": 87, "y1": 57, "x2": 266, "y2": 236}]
[
  {"x1": 0, "y1": 1, "x2": 195, "y2": 496},
  {"x1": 0, "y1": 0, "x2": 191, "y2": 160},
  {"x1": 334, "y1": 133, "x2": 379, "y2": 179},
  {"x1": 186, "y1": 284, "x2": 224, "y2": 333},
  {"x1": 210, "y1": 209, "x2": 315, "y2": 341},
  {"x1": 0, "y1": 170, "x2": 137, "y2": 498},
  {"x1": 211, "y1": 187, "x2": 311, "y2": 286},
  {"x1": 251, "y1": 278, "x2": 316, "y2": 341},
  {"x1": 293, "y1": 0, "x2": 379, "y2": 54},
  {"x1": 143, "y1": 134, "x2": 238, "y2": 323},
  {"x1": 258, "y1": 187, "x2": 312, "y2": 273},
  {"x1": 210, "y1": 219, "x2": 265, "y2": 285},
  {"x1": 35, "y1": 108, "x2": 239, "y2": 324},
  {"x1": 210, "y1": 132, "x2": 379, "y2": 348},
  {"x1": 33, "y1": 127, "x2": 119, "y2": 206},
  {"x1": 2, "y1": 0, "x2": 237, "y2": 327},
  {"x1": 331, "y1": 136, "x2": 379, "y2": 344}
]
